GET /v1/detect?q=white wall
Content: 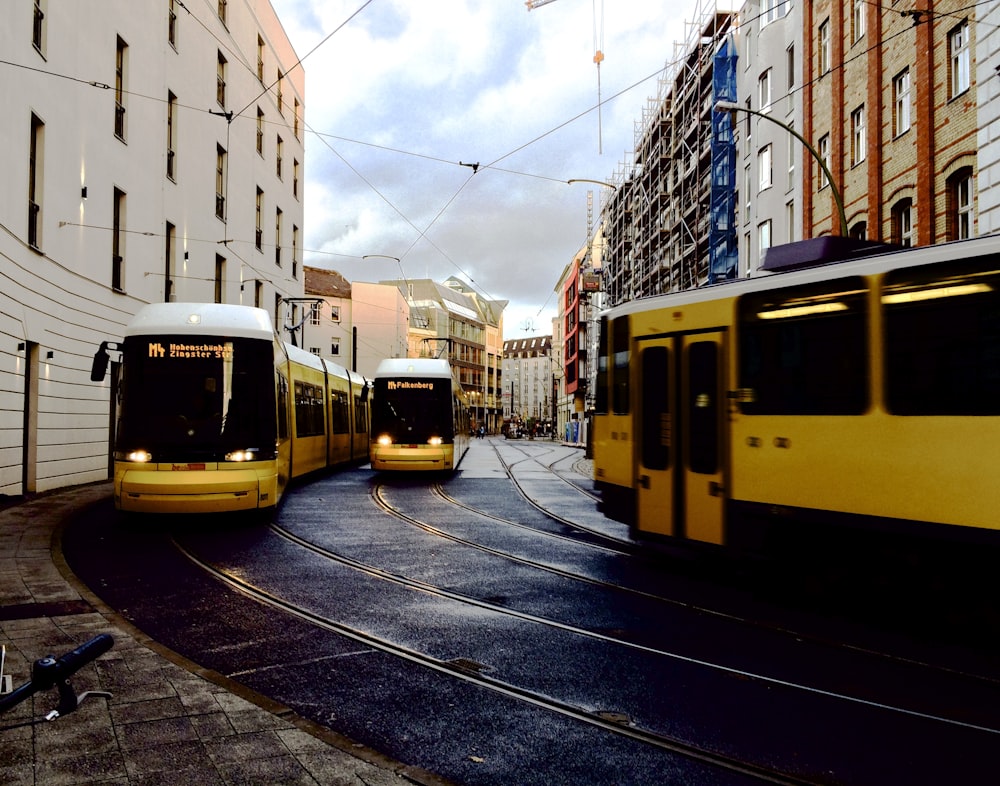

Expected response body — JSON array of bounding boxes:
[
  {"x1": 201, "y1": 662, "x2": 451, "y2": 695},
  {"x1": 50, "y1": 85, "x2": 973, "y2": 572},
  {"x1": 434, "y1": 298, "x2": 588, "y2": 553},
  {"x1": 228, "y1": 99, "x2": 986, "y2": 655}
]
[{"x1": 0, "y1": 0, "x2": 305, "y2": 495}]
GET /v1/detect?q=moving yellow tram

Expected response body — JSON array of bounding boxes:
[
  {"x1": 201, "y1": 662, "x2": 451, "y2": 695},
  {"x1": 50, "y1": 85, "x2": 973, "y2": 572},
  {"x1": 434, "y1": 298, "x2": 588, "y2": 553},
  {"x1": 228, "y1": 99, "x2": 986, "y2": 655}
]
[
  {"x1": 369, "y1": 358, "x2": 470, "y2": 471},
  {"x1": 91, "y1": 302, "x2": 369, "y2": 513},
  {"x1": 592, "y1": 236, "x2": 1000, "y2": 558}
]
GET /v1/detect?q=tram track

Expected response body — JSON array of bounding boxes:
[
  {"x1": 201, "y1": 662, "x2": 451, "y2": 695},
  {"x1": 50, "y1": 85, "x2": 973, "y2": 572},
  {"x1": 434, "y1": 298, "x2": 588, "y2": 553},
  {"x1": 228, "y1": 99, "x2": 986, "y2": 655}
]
[
  {"x1": 167, "y1": 508, "x2": 1000, "y2": 786},
  {"x1": 166, "y1": 533, "x2": 844, "y2": 786},
  {"x1": 365, "y1": 483, "x2": 1000, "y2": 730}
]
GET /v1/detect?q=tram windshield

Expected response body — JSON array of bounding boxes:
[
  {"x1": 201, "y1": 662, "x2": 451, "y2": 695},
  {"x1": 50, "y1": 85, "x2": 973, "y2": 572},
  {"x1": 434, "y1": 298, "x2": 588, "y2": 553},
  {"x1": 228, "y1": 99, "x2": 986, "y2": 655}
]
[
  {"x1": 116, "y1": 335, "x2": 277, "y2": 461},
  {"x1": 372, "y1": 377, "x2": 453, "y2": 443}
]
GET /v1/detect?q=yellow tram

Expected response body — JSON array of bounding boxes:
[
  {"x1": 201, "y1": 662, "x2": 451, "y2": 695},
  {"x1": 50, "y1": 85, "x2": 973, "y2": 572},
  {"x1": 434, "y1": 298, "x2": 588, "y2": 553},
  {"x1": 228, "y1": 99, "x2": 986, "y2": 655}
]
[
  {"x1": 369, "y1": 357, "x2": 470, "y2": 471},
  {"x1": 592, "y1": 236, "x2": 1000, "y2": 557},
  {"x1": 91, "y1": 302, "x2": 369, "y2": 513}
]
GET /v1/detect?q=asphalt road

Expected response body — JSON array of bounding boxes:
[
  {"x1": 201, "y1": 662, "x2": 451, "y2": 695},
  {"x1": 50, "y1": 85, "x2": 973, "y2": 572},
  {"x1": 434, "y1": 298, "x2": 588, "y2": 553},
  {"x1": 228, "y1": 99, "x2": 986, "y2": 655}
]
[{"x1": 61, "y1": 443, "x2": 1000, "y2": 785}]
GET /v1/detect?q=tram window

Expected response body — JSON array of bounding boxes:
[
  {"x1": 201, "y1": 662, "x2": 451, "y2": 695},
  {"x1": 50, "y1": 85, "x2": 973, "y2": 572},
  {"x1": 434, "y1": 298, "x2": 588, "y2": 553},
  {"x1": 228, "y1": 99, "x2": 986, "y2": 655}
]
[
  {"x1": 294, "y1": 381, "x2": 325, "y2": 437},
  {"x1": 354, "y1": 394, "x2": 368, "y2": 433},
  {"x1": 884, "y1": 259, "x2": 1000, "y2": 415},
  {"x1": 688, "y1": 342, "x2": 719, "y2": 474},
  {"x1": 641, "y1": 346, "x2": 670, "y2": 470},
  {"x1": 276, "y1": 373, "x2": 289, "y2": 439},
  {"x1": 595, "y1": 316, "x2": 609, "y2": 414},
  {"x1": 330, "y1": 390, "x2": 350, "y2": 433},
  {"x1": 612, "y1": 316, "x2": 631, "y2": 414},
  {"x1": 738, "y1": 277, "x2": 868, "y2": 415}
]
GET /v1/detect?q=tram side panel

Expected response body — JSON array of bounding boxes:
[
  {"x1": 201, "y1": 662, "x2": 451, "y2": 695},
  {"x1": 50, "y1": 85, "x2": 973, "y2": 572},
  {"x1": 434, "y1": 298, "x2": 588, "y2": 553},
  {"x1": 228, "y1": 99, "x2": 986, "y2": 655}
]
[{"x1": 727, "y1": 261, "x2": 1000, "y2": 553}]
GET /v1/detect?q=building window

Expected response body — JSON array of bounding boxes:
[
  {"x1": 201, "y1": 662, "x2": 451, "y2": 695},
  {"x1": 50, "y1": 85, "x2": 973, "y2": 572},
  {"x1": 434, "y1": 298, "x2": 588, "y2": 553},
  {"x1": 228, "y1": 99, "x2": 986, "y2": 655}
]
[
  {"x1": 818, "y1": 134, "x2": 830, "y2": 188},
  {"x1": 786, "y1": 201, "x2": 795, "y2": 243},
  {"x1": 255, "y1": 187, "x2": 263, "y2": 251},
  {"x1": 892, "y1": 199, "x2": 914, "y2": 247},
  {"x1": 850, "y1": 221, "x2": 867, "y2": 240},
  {"x1": 217, "y1": 0, "x2": 226, "y2": 25},
  {"x1": 852, "y1": 0, "x2": 865, "y2": 42},
  {"x1": 294, "y1": 98, "x2": 300, "y2": 139},
  {"x1": 276, "y1": 70, "x2": 284, "y2": 113},
  {"x1": 33, "y1": 0, "x2": 46, "y2": 54},
  {"x1": 115, "y1": 37, "x2": 127, "y2": 141},
  {"x1": 215, "y1": 145, "x2": 226, "y2": 220},
  {"x1": 331, "y1": 339, "x2": 340, "y2": 357},
  {"x1": 758, "y1": 69, "x2": 772, "y2": 111},
  {"x1": 254, "y1": 280, "x2": 263, "y2": 308},
  {"x1": 257, "y1": 35, "x2": 265, "y2": 82},
  {"x1": 758, "y1": 144, "x2": 772, "y2": 191},
  {"x1": 762, "y1": 0, "x2": 789, "y2": 27},
  {"x1": 165, "y1": 221, "x2": 176, "y2": 303},
  {"x1": 217, "y1": 51, "x2": 227, "y2": 108},
  {"x1": 330, "y1": 305, "x2": 341, "y2": 323},
  {"x1": 786, "y1": 44, "x2": 795, "y2": 91},
  {"x1": 949, "y1": 168, "x2": 974, "y2": 240},
  {"x1": 275, "y1": 207, "x2": 282, "y2": 266},
  {"x1": 28, "y1": 114, "x2": 43, "y2": 250},
  {"x1": 893, "y1": 69, "x2": 911, "y2": 137},
  {"x1": 292, "y1": 225, "x2": 299, "y2": 279},
  {"x1": 112, "y1": 188, "x2": 125, "y2": 292},
  {"x1": 293, "y1": 159, "x2": 300, "y2": 199},
  {"x1": 744, "y1": 164, "x2": 751, "y2": 223},
  {"x1": 276, "y1": 135, "x2": 283, "y2": 179},
  {"x1": 215, "y1": 254, "x2": 225, "y2": 303},
  {"x1": 818, "y1": 19, "x2": 830, "y2": 76},
  {"x1": 950, "y1": 21, "x2": 970, "y2": 98},
  {"x1": 166, "y1": 91, "x2": 177, "y2": 180},
  {"x1": 786, "y1": 121, "x2": 795, "y2": 190},
  {"x1": 256, "y1": 107, "x2": 264, "y2": 155},
  {"x1": 309, "y1": 305, "x2": 321, "y2": 326},
  {"x1": 850, "y1": 105, "x2": 866, "y2": 166},
  {"x1": 168, "y1": 0, "x2": 177, "y2": 48},
  {"x1": 758, "y1": 219, "x2": 772, "y2": 256}
]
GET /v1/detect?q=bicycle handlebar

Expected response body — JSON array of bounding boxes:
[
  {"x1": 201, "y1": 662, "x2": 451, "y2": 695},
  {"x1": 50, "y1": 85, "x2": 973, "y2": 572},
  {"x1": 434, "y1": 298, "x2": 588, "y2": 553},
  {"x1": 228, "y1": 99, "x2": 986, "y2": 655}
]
[{"x1": 0, "y1": 633, "x2": 114, "y2": 716}]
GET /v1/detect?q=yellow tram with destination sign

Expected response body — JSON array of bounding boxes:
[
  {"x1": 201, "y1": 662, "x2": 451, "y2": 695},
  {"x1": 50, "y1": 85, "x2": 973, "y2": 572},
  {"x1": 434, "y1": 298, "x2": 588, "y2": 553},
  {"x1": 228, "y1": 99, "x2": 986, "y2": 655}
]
[
  {"x1": 91, "y1": 302, "x2": 369, "y2": 513},
  {"x1": 369, "y1": 357, "x2": 469, "y2": 471}
]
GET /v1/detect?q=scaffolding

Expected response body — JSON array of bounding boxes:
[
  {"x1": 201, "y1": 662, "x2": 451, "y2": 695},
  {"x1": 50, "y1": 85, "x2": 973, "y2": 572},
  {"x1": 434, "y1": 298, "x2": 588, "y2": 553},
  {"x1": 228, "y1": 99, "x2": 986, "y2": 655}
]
[{"x1": 601, "y1": 0, "x2": 737, "y2": 307}]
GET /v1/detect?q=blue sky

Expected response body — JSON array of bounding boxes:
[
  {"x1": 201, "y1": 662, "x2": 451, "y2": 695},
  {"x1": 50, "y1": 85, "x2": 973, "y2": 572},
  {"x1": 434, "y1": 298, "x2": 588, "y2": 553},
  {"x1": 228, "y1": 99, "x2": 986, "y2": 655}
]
[{"x1": 268, "y1": 0, "x2": 721, "y2": 338}]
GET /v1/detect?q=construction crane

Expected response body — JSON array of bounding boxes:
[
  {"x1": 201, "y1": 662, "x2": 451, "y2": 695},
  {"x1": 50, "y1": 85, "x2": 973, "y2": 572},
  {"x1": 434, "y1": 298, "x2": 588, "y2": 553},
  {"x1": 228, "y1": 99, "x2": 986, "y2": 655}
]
[{"x1": 525, "y1": 0, "x2": 606, "y2": 153}]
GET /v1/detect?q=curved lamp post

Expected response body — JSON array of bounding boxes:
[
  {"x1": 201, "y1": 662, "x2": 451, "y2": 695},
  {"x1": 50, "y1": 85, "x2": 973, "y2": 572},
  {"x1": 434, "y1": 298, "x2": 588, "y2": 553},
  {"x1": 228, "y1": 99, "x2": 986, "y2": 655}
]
[
  {"x1": 715, "y1": 100, "x2": 848, "y2": 237},
  {"x1": 567, "y1": 178, "x2": 617, "y2": 190}
]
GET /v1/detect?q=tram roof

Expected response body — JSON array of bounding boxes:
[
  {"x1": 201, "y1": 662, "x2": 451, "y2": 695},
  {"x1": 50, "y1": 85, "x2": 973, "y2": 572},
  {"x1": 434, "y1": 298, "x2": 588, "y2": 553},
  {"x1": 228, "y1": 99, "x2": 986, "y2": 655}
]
[
  {"x1": 600, "y1": 234, "x2": 1000, "y2": 320},
  {"x1": 374, "y1": 357, "x2": 453, "y2": 379},
  {"x1": 125, "y1": 303, "x2": 275, "y2": 340}
]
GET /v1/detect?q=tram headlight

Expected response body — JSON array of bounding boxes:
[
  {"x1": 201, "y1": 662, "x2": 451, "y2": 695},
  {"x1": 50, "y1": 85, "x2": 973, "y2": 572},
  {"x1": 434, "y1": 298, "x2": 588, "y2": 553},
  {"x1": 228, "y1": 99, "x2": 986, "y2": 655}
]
[
  {"x1": 225, "y1": 449, "x2": 258, "y2": 462},
  {"x1": 123, "y1": 449, "x2": 153, "y2": 463},
  {"x1": 427, "y1": 436, "x2": 443, "y2": 446},
  {"x1": 377, "y1": 434, "x2": 392, "y2": 446}
]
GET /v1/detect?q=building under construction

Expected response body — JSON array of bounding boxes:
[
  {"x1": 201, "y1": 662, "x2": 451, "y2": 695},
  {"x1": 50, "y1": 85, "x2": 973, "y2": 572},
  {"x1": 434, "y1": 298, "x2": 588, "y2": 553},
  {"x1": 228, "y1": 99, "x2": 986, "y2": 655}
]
[{"x1": 602, "y1": 1, "x2": 737, "y2": 307}]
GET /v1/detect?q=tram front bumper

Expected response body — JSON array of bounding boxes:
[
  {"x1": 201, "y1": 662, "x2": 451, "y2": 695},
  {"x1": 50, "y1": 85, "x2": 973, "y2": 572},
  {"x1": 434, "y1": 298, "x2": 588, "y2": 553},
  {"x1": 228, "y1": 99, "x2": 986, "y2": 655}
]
[
  {"x1": 370, "y1": 446, "x2": 449, "y2": 471},
  {"x1": 115, "y1": 467, "x2": 276, "y2": 513}
]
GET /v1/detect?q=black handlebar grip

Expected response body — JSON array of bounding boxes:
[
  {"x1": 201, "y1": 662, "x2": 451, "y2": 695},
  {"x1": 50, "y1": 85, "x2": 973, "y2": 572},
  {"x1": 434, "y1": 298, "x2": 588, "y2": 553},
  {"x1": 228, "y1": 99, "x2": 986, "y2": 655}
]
[{"x1": 31, "y1": 634, "x2": 115, "y2": 690}]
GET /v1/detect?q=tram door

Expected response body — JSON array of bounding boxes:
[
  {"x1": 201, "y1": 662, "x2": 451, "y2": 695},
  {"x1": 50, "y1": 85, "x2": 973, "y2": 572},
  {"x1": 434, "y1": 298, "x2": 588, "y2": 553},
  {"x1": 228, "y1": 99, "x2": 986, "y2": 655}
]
[{"x1": 635, "y1": 332, "x2": 726, "y2": 545}]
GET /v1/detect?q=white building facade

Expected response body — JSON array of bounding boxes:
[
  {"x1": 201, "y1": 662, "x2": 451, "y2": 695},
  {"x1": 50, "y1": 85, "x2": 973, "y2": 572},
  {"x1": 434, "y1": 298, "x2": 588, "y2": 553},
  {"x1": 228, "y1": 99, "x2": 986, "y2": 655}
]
[
  {"x1": 1, "y1": 0, "x2": 304, "y2": 496},
  {"x1": 736, "y1": 0, "x2": 804, "y2": 272}
]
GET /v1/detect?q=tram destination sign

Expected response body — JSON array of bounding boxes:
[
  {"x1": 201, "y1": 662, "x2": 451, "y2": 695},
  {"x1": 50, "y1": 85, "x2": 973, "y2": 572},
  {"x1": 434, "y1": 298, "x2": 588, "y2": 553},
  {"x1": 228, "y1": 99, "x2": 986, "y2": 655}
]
[
  {"x1": 146, "y1": 341, "x2": 234, "y2": 360},
  {"x1": 386, "y1": 380, "x2": 435, "y2": 391}
]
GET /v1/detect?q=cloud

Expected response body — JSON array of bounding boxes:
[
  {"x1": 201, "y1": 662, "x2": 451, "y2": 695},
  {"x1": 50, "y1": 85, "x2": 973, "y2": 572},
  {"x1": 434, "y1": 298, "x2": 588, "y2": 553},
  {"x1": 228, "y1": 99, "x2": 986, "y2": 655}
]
[{"x1": 270, "y1": 0, "x2": 702, "y2": 337}]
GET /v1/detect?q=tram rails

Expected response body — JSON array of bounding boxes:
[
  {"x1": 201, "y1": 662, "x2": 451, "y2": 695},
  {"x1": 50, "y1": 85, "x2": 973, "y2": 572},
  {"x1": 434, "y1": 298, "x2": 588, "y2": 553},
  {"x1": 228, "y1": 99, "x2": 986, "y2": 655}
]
[
  {"x1": 63, "y1": 441, "x2": 1000, "y2": 785},
  {"x1": 369, "y1": 357, "x2": 470, "y2": 471},
  {"x1": 90, "y1": 302, "x2": 369, "y2": 514},
  {"x1": 171, "y1": 477, "x2": 1000, "y2": 786}
]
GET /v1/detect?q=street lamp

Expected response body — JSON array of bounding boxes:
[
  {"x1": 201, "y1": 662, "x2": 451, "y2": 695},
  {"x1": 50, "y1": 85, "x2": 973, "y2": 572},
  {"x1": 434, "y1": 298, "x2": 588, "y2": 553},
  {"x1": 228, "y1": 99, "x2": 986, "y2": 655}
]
[
  {"x1": 714, "y1": 100, "x2": 848, "y2": 237},
  {"x1": 567, "y1": 178, "x2": 617, "y2": 190}
]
